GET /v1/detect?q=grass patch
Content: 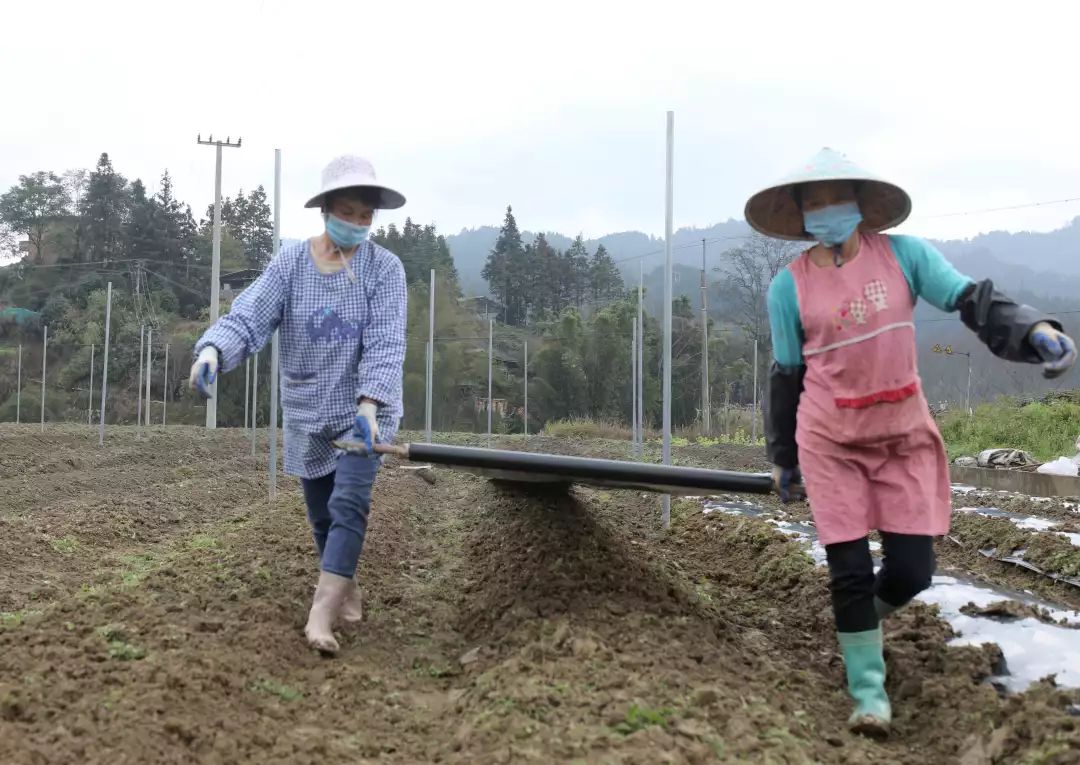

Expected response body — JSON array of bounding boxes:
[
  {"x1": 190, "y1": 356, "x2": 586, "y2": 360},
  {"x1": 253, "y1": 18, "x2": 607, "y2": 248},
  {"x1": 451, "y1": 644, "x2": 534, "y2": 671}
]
[
  {"x1": 0, "y1": 610, "x2": 39, "y2": 628},
  {"x1": 696, "y1": 429, "x2": 764, "y2": 447},
  {"x1": 97, "y1": 624, "x2": 146, "y2": 660},
  {"x1": 669, "y1": 498, "x2": 698, "y2": 525},
  {"x1": 543, "y1": 418, "x2": 631, "y2": 441},
  {"x1": 939, "y1": 397, "x2": 1080, "y2": 461},
  {"x1": 119, "y1": 553, "x2": 159, "y2": 587},
  {"x1": 187, "y1": 534, "x2": 219, "y2": 550},
  {"x1": 612, "y1": 704, "x2": 673, "y2": 736},
  {"x1": 252, "y1": 678, "x2": 303, "y2": 702},
  {"x1": 107, "y1": 640, "x2": 146, "y2": 661},
  {"x1": 50, "y1": 536, "x2": 79, "y2": 554}
]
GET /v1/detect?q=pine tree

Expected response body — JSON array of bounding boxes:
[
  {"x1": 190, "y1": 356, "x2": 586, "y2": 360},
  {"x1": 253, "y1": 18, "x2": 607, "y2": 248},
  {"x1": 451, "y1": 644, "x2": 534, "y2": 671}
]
[
  {"x1": 481, "y1": 206, "x2": 527, "y2": 325},
  {"x1": 80, "y1": 153, "x2": 129, "y2": 263},
  {"x1": 126, "y1": 179, "x2": 161, "y2": 260},
  {"x1": 564, "y1": 235, "x2": 591, "y2": 309},
  {"x1": 154, "y1": 171, "x2": 197, "y2": 280},
  {"x1": 589, "y1": 243, "x2": 623, "y2": 304}
]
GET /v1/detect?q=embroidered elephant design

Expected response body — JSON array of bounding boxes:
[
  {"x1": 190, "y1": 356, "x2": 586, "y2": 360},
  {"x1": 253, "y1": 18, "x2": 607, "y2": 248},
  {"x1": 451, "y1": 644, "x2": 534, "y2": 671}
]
[{"x1": 306, "y1": 307, "x2": 361, "y2": 343}]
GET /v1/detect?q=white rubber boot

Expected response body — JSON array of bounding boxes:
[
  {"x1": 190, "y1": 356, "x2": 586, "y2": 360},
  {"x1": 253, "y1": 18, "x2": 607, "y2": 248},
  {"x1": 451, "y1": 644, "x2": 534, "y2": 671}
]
[
  {"x1": 339, "y1": 580, "x2": 363, "y2": 624},
  {"x1": 304, "y1": 571, "x2": 352, "y2": 654}
]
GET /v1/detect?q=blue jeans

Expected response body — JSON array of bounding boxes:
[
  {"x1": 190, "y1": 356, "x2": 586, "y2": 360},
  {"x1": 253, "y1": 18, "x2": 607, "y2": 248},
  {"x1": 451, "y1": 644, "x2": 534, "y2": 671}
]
[{"x1": 300, "y1": 452, "x2": 380, "y2": 578}]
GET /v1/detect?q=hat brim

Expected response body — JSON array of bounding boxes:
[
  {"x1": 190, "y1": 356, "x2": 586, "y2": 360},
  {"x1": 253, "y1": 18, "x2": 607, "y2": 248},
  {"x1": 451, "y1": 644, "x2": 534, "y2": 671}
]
[
  {"x1": 305, "y1": 183, "x2": 406, "y2": 211},
  {"x1": 745, "y1": 178, "x2": 911, "y2": 241}
]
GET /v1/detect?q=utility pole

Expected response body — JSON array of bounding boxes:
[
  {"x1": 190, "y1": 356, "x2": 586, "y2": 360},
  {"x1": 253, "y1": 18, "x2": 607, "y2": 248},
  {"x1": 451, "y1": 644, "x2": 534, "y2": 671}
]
[
  {"x1": 426, "y1": 268, "x2": 435, "y2": 443},
  {"x1": 523, "y1": 340, "x2": 529, "y2": 437},
  {"x1": 40, "y1": 325, "x2": 47, "y2": 432},
  {"x1": 752, "y1": 339, "x2": 759, "y2": 443},
  {"x1": 197, "y1": 133, "x2": 242, "y2": 429},
  {"x1": 700, "y1": 238, "x2": 711, "y2": 435},
  {"x1": 251, "y1": 351, "x2": 259, "y2": 458},
  {"x1": 487, "y1": 318, "x2": 494, "y2": 445},
  {"x1": 630, "y1": 260, "x2": 639, "y2": 458},
  {"x1": 661, "y1": 111, "x2": 674, "y2": 529},
  {"x1": 162, "y1": 343, "x2": 169, "y2": 426},
  {"x1": 16, "y1": 344, "x2": 21, "y2": 424},
  {"x1": 631, "y1": 325, "x2": 637, "y2": 446},
  {"x1": 88, "y1": 344, "x2": 95, "y2": 426},
  {"x1": 244, "y1": 357, "x2": 251, "y2": 433},
  {"x1": 98, "y1": 283, "x2": 112, "y2": 445},
  {"x1": 145, "y1": 328, "x2": 153, "y2": 429},
  {"x1": 269, "y1": 148, "x2": 282, "y2": 501},
  {"x1": 136, "y1": 324, "x2": 145, "y2": 438}
]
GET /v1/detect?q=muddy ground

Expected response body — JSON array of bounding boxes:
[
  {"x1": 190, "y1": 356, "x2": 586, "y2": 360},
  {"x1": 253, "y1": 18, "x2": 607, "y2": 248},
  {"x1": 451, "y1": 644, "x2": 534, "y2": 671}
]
[{"x1": 1, "y1": 425, "x2": 1079, "y2": 763}]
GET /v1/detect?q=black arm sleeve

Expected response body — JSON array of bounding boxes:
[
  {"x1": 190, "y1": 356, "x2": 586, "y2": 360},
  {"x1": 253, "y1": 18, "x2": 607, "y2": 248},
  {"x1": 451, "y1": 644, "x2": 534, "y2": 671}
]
[
  {"x1": 956, "y1": 279, "x2": 1060, "y2": 363},
  {"x1": 765, "y1": 362, "x2": 805, "y2": 469}
]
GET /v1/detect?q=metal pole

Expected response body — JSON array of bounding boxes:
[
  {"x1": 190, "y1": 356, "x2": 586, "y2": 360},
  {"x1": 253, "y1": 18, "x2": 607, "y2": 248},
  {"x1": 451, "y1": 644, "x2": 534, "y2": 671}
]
[
  {"x1": 487, "y1": 317, "x2": 494, "y2": 444},
  {"x1": 966, "y1": 355, "x2": 972, "y2": 416},
  {"x1": 98, "y1": 283, "x2": 112, "y2": 445},
  {"x1": 40, "y1": 325, "x2": 47, "y2": 432},
  {"x1": 269, "y1": 148, "x2": 282, "y2": 501},
  {"x1": 16, "y1": 344, "x2": 21, "y2": 424},
  {"x1": 88, "y1": 344, "x2": 95, "y2": 426},
  {"x1": 244, "y1": 357, "x2": 250, "y2": 433},
  {"x1": 162, "y1": 343, "x2": 169, "y2": 426},
  {"x1": 661, "y1": 111, "x2": 674, "y2": 528},
  {"x1": 700, "y1": 238, "x2": 711, "y2": 435},
  {"x1": 136, "y1": 324, "x2": 144, "y2": 438},
  {"x1": 269, "y1": 334, "x2": 279, "y2": 499},
  {"x1": 630, "y1": 260, "x2": 639, "y2": 458},
  {"x1": 145, "y1": 328, "x2": 152, "y2": 429},
  {"x1": 632, "y1": 324, "x2": 638, "y2": 445},
  {"x1": 524, "y1": 340, "x2": 529, "y2": 437},
  {"x1": 752, "y1": 339, "x2": 759, "y2": 443},
  {"x1": 251, "y1": 351, "x2": 259, "y2": 457},
  {"x1": 426, "y1": 268, "x2": 435, "y2": 443}
]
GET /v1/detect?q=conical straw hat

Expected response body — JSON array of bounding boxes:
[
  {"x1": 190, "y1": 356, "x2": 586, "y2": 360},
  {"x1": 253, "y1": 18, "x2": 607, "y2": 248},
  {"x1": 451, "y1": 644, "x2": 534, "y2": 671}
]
[{"x1": 744, "y1": 148, "x2": 911, "y2": 241}]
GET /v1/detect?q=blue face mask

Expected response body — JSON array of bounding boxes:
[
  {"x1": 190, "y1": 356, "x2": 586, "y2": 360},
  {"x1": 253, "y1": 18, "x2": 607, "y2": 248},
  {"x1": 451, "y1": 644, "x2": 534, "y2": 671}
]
[
  {"x1": 803, "y1": 201, "x2": 863, "y2": 247},
  {"x1": 324, "y1": 213, "x2": 371, "y2": 249}
]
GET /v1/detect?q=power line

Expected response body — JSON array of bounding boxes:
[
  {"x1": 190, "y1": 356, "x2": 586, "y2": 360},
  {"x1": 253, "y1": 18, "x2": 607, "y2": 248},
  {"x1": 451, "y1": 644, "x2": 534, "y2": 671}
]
[
  {"x1": 917, "y1": 195, "x2": 1080, "y2": 220},
  {"x1": 5, "y1": 258, "x2": 213, "y2": 272},
  {"x1": 142, "y1": 267, "x2": 207, "y2": 299}
]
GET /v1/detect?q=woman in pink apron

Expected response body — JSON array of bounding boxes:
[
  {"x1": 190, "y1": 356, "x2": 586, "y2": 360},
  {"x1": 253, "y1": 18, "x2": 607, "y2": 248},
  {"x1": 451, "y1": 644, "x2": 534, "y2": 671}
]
[{"x1": 749, "y1": 148, "x2": 1076, "y2": 736}]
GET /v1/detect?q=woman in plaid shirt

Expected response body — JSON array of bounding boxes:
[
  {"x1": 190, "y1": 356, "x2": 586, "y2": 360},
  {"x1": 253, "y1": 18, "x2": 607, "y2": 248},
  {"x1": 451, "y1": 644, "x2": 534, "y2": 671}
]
[{"x1": 189, "y1": 155, "x2": 407, "y2": 655}]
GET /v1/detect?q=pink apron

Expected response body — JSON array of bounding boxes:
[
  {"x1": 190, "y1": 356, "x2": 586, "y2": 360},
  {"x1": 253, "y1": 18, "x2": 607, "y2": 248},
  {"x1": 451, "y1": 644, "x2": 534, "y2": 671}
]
[{"x1": 790, "y1": 232, "x2": 951, "y2": 545}]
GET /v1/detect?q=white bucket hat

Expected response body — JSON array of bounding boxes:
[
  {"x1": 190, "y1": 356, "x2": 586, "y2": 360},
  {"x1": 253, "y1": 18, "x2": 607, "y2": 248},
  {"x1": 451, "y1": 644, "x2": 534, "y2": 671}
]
[
  {"x1": 744, "y1": 148, "x2": 911, "y2": 241},
  {"x1": 304, "y1": 155, "x2": 406, "y2": 211}
]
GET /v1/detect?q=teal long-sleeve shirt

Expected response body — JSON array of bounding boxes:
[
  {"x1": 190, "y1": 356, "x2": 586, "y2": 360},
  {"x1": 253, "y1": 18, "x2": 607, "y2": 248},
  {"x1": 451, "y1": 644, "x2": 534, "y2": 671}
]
[{"x1": 767, "y1": 235, "x2": 974, "y2": 367}]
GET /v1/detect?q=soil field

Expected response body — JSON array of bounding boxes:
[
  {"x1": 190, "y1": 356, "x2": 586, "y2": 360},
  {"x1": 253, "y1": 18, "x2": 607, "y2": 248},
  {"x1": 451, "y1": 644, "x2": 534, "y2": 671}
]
[{"x1": 1, "y1": 425, "x2": 1079, "y2": 764}]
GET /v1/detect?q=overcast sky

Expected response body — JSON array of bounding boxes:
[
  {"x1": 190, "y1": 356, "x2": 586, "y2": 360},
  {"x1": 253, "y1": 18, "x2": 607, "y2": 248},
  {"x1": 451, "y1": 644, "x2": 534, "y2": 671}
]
[{"x1": 3, "y1": 0, "x2": 1078, "y2": 245}]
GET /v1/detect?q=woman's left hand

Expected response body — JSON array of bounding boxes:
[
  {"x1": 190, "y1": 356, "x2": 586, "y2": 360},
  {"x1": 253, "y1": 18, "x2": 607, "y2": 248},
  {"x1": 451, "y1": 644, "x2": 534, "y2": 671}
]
[
  {"x1": 353, "y1": 401, "x2": 380, "y2": 451},
  {"x1": 1029, "y1": 322, "x2": 1078, "y2": 379}
]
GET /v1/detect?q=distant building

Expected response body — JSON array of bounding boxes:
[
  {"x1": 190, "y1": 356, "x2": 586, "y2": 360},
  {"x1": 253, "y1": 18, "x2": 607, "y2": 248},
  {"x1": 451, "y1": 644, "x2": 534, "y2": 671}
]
[{"x1": 461, "y1": 295, "x2": 503, "y2": 321}]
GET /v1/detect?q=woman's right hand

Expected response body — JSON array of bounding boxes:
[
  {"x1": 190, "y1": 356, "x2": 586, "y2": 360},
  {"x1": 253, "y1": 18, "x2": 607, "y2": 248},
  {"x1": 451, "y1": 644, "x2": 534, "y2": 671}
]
[
  {"x1": 771, "y1": 465, "x2": 805, "y2": 503},
  {"x1": 189, "y1": 347, "x2": 219, "y2": 399}
]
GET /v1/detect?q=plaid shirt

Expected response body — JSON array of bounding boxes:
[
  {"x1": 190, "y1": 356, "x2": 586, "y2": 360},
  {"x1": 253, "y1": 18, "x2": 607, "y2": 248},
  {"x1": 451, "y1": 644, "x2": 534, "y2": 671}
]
[{"x1": 195, "y1": 239, "x2": 407, "y2": 478}]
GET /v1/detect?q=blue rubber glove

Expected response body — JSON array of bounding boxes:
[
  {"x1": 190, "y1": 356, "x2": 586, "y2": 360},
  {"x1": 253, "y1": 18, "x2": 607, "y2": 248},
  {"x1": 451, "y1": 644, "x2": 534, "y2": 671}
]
[
  {"x1": 353, "y1": 401, "x2": 379, "y2": 453},
  {"x1": 1029, "y1": 322, "x2": 1077, "y2": 379},
  {"x1": 188, "y1": 347, "x2": 219, "y2": 399},
  {"x1": 771, "y1": 465, "x2": 805, "y2": 503}
]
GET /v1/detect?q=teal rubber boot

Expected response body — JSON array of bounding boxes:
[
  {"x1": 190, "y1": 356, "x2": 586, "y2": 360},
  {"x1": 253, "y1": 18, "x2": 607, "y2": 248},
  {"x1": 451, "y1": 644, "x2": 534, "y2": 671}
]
[{"x1": 837, "y1": 627, "x2": 891, "y2": 737}]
